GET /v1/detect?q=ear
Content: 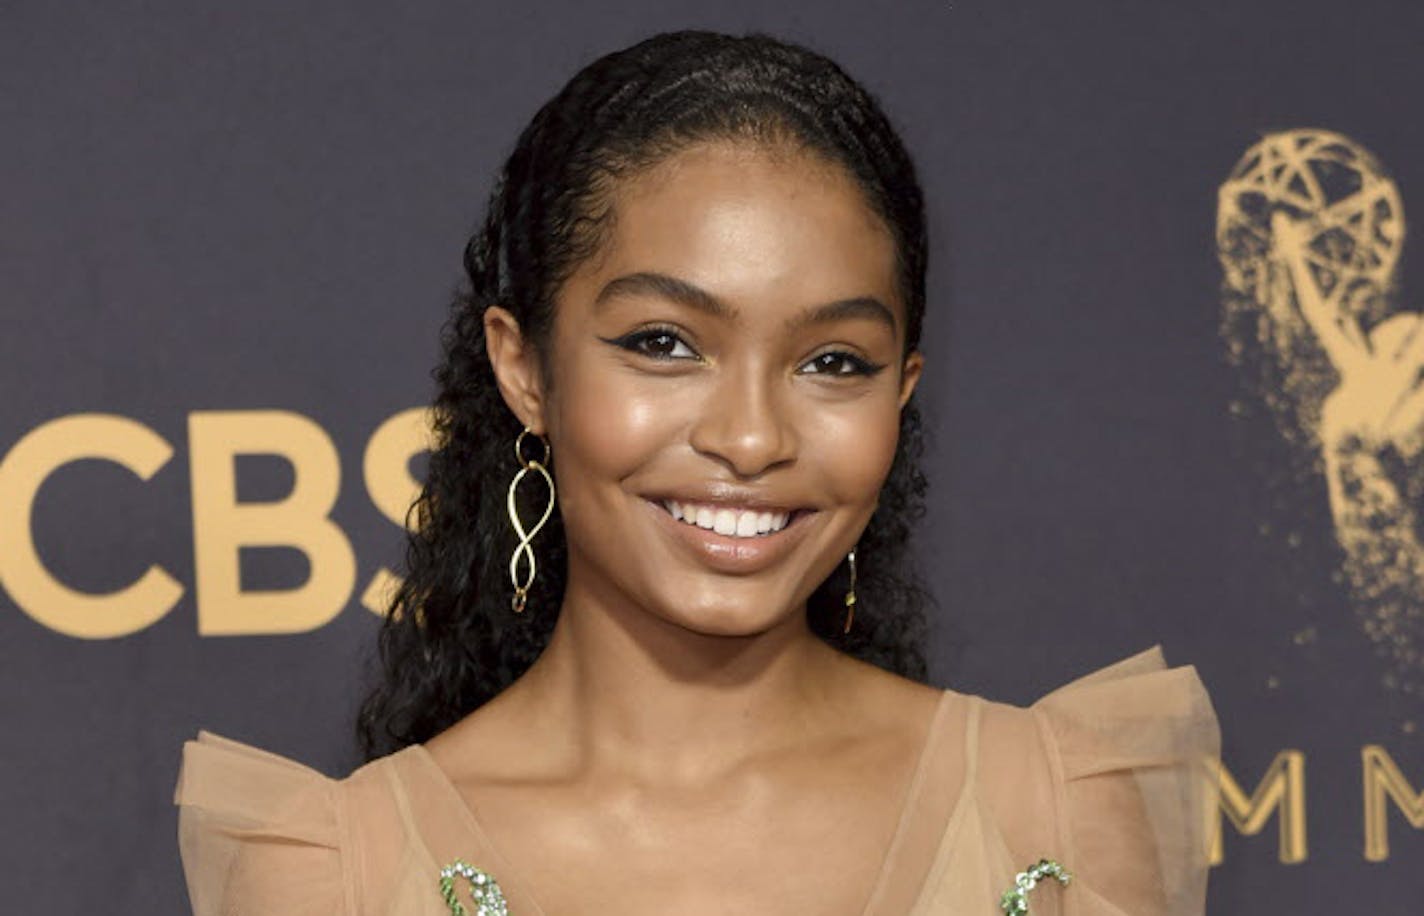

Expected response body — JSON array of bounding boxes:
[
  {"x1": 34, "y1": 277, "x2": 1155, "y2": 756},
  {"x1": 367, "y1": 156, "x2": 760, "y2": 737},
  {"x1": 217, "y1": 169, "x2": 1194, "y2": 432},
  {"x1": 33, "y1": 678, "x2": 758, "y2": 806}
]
[
  {"x1": 483, "y1": 305, "x2": 547, "y2": 434},
  {"x1": 897, "y1": 349, "x2": 924, "y2": 409}
]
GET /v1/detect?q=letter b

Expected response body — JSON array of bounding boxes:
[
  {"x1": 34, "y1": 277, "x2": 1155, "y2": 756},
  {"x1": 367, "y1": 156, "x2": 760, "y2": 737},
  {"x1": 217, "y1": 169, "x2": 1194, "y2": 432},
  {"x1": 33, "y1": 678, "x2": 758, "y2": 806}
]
[{"x1": 189, "y1": 410, "x2": 355, "y2": 634}]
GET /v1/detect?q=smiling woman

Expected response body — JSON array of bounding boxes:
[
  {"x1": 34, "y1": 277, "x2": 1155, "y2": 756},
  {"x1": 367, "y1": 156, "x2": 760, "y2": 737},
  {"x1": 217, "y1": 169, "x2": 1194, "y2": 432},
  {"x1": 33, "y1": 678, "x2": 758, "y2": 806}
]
[
  {"x1": 173, "y1": 29, "x2": 1219, "y2": 916},
  {"x1": 484, "y1": 138, "x2": 921, "y2": 638}
]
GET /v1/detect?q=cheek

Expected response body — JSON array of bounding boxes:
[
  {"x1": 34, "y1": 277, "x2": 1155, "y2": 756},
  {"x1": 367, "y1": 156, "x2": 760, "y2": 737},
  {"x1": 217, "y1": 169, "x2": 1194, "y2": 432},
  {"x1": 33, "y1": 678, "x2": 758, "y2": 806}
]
[
  {"x1": 549, "y1": 355, "x2": 676, "y2": 506},
  {"x1": 803, "y1": 392, "x2": 904, "y2": 505}
]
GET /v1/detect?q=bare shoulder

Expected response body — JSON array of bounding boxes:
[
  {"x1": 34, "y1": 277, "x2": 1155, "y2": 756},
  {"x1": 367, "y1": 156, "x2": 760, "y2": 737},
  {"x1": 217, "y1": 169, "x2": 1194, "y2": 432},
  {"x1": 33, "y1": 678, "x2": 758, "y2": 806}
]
[
  {"x1": 421, "y1": 685, "x2": 536, "y2": 785},
  {"x1": 832, "y1": 650, "x2": 946, "y2": 720},
  {"x1": 816, "y1": 652, "x2": 954, "y2": 775}
]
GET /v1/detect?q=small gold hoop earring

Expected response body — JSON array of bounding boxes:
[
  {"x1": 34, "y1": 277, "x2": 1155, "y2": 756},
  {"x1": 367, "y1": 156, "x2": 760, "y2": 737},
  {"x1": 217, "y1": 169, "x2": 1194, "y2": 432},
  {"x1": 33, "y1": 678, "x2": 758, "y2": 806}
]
[
  {"x1": 842, "y1": 545, "x2": 858, "y2": 634},
  {"x1": 507, "y1": 426, "x2": 555, "y2": 614}
]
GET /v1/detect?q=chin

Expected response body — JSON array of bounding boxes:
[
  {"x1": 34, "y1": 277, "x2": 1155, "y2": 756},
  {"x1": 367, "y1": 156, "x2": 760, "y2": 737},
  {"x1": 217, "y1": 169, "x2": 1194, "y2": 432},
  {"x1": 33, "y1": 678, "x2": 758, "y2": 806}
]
[{"x1": 658, "y1": 599, "x2": 785, "y2": 639}]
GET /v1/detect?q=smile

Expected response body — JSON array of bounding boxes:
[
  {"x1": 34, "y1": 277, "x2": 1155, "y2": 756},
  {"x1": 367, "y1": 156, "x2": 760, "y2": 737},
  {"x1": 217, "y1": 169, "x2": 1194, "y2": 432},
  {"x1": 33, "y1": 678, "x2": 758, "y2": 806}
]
[
  {"x1": 640, "y1": 497, "x2": 817, "y2": 574},
  {"x1": 659, "y1": 499, "x2": 802, "y2": 538}
]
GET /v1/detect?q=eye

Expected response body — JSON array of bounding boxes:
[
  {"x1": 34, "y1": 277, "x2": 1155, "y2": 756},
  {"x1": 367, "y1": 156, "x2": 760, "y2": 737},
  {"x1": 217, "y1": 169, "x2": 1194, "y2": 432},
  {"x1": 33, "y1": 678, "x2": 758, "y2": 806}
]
[
  {"x1": 799, "y1": 350, "x2": 884, "y2": 377},
  {"x1": 607, "y1": 325, "x2": 700, "y2": 361}
]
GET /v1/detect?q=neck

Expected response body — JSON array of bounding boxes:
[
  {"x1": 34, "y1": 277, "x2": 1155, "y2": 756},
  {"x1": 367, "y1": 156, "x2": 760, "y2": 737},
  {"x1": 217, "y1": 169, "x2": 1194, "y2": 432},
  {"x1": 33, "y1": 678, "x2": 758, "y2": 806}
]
[{"x1": 509, "y1": 562, "x2": 855, "y2": 786}]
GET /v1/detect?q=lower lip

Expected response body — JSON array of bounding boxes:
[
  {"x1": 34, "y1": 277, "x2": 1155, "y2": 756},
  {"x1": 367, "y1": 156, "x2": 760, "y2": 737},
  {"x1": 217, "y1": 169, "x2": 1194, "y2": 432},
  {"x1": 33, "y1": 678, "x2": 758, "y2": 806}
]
[{"x1": 641, "y1": 499, "x2": 817, "y2": 574}]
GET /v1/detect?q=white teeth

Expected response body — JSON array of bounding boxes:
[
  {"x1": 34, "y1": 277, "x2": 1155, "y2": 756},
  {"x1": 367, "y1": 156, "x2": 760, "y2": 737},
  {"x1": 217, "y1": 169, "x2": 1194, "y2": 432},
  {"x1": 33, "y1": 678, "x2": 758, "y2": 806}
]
[{"x1": 659, "y1": 499, "x2": 796, "y2": 538}]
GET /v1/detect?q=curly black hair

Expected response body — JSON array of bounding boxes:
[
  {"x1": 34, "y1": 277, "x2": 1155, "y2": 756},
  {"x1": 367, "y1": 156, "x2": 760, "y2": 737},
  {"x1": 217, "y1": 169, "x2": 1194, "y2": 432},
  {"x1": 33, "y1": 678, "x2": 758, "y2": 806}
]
[{"x1": 357, "y1": 29, "x2": 936, "y2": 760}]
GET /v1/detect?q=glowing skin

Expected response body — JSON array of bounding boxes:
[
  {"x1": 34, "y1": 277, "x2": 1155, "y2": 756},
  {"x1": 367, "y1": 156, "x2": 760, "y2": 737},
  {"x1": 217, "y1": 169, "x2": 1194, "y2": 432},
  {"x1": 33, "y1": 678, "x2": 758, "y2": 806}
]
[
  {"x1": 427, "y1": 142, "x2": 942, "y2": 912},
  {"x1": 547, "y1": 142, "x2": 915, "y2": 638}
]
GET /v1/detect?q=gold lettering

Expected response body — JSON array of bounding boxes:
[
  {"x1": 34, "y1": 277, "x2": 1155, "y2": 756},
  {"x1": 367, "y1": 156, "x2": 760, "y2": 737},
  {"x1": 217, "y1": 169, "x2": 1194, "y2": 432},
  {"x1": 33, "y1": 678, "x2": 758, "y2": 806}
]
[
  {"x1": 1363, "y1": 744, "x2": 1424, "y2": 861},
  {"x1": 359, "y1": 407, "x2": 432, "y2": 616},
  {"x1": 189, "y1": 410, "x2": 355, "y2": 634},
  {"x1": 0, "y1": 413, "x2": 182, "y2": 637},
  {"x1": 1209, "y1": 751, "x2": 1308, "y2": 864}
]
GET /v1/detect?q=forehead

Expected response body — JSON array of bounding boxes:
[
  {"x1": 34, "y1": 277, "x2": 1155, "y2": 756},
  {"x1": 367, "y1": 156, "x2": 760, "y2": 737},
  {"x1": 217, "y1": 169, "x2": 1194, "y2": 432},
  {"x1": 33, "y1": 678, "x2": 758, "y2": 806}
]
[{"x1": 563, "y1": 141, "x2": 903, "y2": 326}]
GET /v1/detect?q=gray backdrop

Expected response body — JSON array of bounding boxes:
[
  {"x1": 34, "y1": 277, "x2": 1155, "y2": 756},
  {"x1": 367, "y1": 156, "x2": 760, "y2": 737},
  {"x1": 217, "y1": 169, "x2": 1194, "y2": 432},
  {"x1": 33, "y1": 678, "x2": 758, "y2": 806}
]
[{"x1": 3, "y1": 1, "x2": 1423, "y2": 912}]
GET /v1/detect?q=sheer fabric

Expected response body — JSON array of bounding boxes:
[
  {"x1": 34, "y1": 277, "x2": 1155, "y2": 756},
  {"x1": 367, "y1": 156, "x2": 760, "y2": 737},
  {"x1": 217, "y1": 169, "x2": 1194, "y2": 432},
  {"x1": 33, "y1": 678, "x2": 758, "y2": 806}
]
[{"x1": 175, "y1": 645, "x2": 1220, "y2": 915}]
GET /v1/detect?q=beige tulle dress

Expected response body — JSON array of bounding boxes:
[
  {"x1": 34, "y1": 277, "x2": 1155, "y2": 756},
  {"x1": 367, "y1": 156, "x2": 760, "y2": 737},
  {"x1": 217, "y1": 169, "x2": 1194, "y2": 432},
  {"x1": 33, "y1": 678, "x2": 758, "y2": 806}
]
[{"x1": 174, "y1": 645, "x2": 1220, "y2": 915}]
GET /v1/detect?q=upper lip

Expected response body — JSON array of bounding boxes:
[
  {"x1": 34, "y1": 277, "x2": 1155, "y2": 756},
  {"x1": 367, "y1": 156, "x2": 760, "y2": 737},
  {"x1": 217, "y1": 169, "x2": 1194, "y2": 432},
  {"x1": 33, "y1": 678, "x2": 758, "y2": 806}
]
[{"x1": 643, "y1": 485, "x2": 812, "y2": 515}]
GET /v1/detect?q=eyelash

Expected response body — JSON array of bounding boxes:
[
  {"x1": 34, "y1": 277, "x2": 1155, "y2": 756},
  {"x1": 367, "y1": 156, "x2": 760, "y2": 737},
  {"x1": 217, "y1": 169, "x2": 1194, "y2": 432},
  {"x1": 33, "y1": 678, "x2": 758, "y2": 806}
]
[{"x1": 608, "y1": 324, "x2": 886, "y2": 378}]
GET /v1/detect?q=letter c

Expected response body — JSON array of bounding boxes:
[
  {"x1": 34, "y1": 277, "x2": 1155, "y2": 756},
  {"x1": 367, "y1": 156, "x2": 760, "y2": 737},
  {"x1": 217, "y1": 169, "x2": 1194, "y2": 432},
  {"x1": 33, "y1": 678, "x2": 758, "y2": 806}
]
[{"x1": 0, "y1": 413, "x2": 183, "y2": 638}]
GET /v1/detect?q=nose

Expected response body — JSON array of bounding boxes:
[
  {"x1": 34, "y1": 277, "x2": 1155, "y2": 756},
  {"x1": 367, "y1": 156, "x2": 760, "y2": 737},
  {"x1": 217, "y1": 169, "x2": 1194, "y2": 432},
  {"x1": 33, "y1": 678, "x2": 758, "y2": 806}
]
[{"x1": 687, "y1": 359, "x2": 798, "y2": 477}]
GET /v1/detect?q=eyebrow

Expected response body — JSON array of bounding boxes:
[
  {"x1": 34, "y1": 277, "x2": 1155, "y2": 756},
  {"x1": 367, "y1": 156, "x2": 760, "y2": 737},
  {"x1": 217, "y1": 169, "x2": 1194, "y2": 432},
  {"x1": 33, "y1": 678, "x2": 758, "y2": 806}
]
[{"x1": 593, "y1": 271, "x2": 899, "y2": 335}]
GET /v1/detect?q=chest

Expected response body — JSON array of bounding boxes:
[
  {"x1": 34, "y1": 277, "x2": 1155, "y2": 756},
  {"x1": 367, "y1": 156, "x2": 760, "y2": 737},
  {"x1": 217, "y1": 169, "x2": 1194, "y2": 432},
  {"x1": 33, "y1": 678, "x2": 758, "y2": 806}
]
[{"x1": 449, "y1": 762, "x2": 917, "y2": 916}]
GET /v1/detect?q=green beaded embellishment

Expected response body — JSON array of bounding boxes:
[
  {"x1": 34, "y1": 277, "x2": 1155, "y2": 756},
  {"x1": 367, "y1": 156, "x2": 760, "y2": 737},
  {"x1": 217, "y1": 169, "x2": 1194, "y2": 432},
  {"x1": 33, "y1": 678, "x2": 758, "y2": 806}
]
[
  {"x1": 439, "y1": 860, "x2": 509, "y2": 916},
  {"x1": 998, "y1": 858, "x2": 1071, "y2": 914}
]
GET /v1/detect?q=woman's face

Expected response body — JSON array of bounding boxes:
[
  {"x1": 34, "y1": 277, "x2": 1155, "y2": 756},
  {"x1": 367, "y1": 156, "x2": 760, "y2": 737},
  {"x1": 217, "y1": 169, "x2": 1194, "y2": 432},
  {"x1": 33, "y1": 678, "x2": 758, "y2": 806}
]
[{"x1": 495, "y1": 140, "x2": 922, "y2": 637}]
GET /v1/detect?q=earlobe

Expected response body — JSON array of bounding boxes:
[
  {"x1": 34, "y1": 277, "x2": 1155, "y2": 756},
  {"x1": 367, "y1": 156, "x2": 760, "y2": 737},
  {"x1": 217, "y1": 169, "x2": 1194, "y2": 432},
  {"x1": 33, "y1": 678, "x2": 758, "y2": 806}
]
[{"x1": 483, "y1": 305, "x2": 547, "y2": 433}]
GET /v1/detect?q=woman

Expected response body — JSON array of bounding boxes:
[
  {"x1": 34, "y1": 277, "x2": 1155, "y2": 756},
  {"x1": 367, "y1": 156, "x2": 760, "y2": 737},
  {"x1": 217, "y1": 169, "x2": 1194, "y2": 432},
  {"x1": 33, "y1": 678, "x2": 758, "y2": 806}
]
[{"x1": 174, "y1": 29, "x2": 1220, "y2": 915}]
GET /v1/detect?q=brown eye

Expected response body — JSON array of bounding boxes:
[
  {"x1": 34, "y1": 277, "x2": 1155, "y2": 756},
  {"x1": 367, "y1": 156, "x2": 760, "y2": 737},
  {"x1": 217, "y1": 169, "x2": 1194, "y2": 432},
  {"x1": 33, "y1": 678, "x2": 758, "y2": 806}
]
[
  {"x1": 800, "y1": 351, "x2": 881, "y2": 376},
  {"x1": 640, "y1": 331, "x2": 686, "y2": 359},
  {"x1": 607, "y1": 327, "x2": 700, "y2": 361}
]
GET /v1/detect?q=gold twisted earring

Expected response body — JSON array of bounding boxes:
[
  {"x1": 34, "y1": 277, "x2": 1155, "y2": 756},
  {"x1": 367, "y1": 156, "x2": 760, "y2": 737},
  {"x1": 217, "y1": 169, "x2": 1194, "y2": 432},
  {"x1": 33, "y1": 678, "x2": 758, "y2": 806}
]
[
  {"x1": 507, "y1": 426, "x2": 555, "y2": 614},
  {"x1": 843, "y1": 545, "x2": 858, "y2": 634}
]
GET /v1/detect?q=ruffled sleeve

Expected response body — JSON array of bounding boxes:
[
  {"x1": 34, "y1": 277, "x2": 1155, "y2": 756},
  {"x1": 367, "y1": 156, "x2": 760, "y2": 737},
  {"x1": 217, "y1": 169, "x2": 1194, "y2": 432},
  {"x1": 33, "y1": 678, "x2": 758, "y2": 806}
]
[
  {"x1": 173, "y1": 731, "x2": 355, "y2": 916},
  {"x1": 1030, "y1": 646, "x2": 1221, "y2": 916}
]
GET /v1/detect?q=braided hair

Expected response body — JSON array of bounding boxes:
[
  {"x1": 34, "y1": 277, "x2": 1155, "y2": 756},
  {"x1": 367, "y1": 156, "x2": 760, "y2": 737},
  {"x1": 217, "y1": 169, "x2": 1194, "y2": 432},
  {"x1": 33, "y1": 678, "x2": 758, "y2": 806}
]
[{"x1": 357, "y1": 29, "x2": 935, "y2": 759}]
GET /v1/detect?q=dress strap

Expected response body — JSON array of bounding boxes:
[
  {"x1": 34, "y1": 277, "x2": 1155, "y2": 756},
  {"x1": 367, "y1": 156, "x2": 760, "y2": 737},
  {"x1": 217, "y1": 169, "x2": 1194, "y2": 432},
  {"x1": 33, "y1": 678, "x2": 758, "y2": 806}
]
[
  {"x1": 382, "y1": 752, "x2": 423, "y2": 838},
  {"x1": 963, "y1": 694, "x2": 984, "y2": 785}
]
